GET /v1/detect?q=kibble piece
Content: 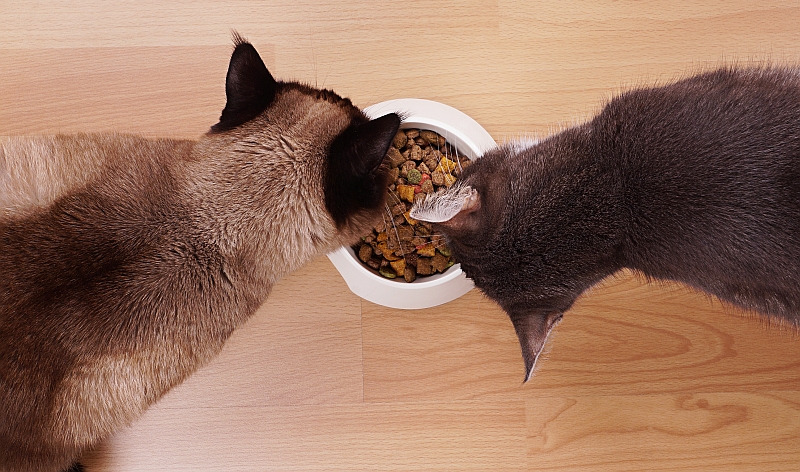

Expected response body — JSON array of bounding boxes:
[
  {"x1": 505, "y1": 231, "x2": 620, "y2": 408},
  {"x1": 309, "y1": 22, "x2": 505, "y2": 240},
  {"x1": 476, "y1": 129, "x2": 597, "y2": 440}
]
[
  {"x1": 404, "y1": 263, "x2": 417, "y2": 283},
  {"x1": 431, "y1": 170, "x2": 445, "y2": 186},
  {"x1": 396, "y1": 184, "x2": 415, "y2": 203},
  {"x1": 405, "y1": 129, "x2": 420, "y2": 139},
  {"x1": 416, "y1": 257, "x2": 433, "y2": 275},
  {"x1": 410, "y1": 145, "x2": 423, "y2": 161},
  {"x1": 431, "y1": 252, "x2": 450, "y2": 273},
  {"x1": 389, "y1": 259, "x2": 406, "y2": 277},
  {"x1": 436, "y1": 157, "x2": 457, "y2": 173},
  {"x1": 379, "y1": 266, "x2": 397, "y2": 279},
  {"x1": 377, "y1": 242, "x2": 401, "y2": 261},
  {"x1": 386, "y1": 146, "x2": 405, "y2": 168},
  {"x1": 443, "y1": 174, "x2": 457, "y2": 187},
  {"x1": 407, "y1": 168, "x2": 422, "y2": 184},
  {"x1": 417, "y1": 243, "x2": 437, "y2": 257},
  {"x1": 424, "y1": 156, "x2": 440, "y2": 172},
  {"x1": 419, "y1": 130, "x2": 440, "y2": 145},
  {"x1": 392, "y1": 129, "x2": 407, "y2": 149},
  {"x1": 358, "y1": 244, "x2": 372, "y2": 263}
]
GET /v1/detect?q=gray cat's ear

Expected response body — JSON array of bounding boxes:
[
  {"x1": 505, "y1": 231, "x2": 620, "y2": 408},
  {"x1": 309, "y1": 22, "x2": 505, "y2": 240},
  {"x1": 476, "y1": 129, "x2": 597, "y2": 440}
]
[
  {"x1": 211, "y1": 34, "x2": 277, "y2": 133},
  {"x1": 410, "y1": 185, "x2": 481, "y2": 231},
  {"x1": 508, "y1": 310, "x2": 563, "y2": 383}
]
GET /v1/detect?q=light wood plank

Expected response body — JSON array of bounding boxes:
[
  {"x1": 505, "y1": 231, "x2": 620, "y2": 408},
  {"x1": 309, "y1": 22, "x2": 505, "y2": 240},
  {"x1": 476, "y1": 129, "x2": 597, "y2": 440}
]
[
  {"x1": 83, "y1": 396, "x2": 527, "y2": 471},
  {"x1": 526, "y1": 391, "x2": 800, "y2": 471}
]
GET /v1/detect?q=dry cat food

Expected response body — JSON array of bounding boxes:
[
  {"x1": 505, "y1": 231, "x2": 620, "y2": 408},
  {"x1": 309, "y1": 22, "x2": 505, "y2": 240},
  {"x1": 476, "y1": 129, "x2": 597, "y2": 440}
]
[{"x1": 353, "y1": 128, "x2": 472, "y2": 282}]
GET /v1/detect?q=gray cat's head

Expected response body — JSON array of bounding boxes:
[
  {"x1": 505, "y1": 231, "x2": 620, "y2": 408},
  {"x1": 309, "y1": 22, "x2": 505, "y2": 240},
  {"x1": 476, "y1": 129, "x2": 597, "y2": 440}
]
[{"x1": 411, "y1": 140, "x2": 615, "y2": 382}]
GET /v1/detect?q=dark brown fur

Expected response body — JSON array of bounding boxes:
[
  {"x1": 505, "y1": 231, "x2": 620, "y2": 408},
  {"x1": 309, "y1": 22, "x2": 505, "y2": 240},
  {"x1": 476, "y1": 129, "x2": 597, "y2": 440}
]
[
  {"x1": 412, "y1": 67, "x2": 800, "y2": 380},
  {"x1": 0, "y1": 38, "x2": 400, "y2": 471}
]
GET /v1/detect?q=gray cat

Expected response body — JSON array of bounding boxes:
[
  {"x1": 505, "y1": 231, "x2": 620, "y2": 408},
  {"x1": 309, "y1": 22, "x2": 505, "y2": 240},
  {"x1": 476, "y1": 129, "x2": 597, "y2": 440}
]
[
  {"x1": 0, "y1": 37, "x2": 400, "y2": 472},
  {"x1": 412, "y1": 67, "x2": 800, "y2": 380}
]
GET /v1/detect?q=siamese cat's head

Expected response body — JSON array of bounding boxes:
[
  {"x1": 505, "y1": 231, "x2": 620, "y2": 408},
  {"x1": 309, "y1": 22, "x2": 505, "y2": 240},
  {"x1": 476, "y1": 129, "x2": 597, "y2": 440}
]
[{"x1": 196, "y1": 35, "x2": 400, "y2": 259}]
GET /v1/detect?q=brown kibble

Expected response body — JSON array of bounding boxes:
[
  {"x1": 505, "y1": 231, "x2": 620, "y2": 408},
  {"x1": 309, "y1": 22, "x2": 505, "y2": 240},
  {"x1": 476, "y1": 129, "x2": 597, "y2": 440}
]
[
  {"x1": 386, "y1": 146, "x2": 405, "y2": 168},
  {"x1": 390, "y1": 202, "x2": 406, "y2": 216},
  {"x1": 358, "y1": 243, "x2": 372, "y2": 263},
  {"x1": 410, "y1": 144, "x2": 423, "y2": 161},
  {"x1": 392, "y1": 129, "x2": 407, "y2": 149},
  {"x1": 387, "y1": 166, "x2": 400, "y2": 183},
  {"x1": 367, "y1": 257, "x2": 381, "y2": 270},
  {"x1": 431, "y1": 252, "x2": 450, "y2": 273},
  {"x1": 431, "y1": 170, "x2": 445, "y2": 186},
  {"x1": 411, "y1": 236, "x2": 427, "y2": 247},
  {"x1": 419, "y1": 130, "x2": 440, "y2": 146},
  {"x1": 424, "y1": 156, "x2": 439, "y2": 172},
  {"x1": 415, "y1": 224, "x2": 431, "y2": 237},
  {"x1": 416, "y1": 257, "x2": 433, "y2": 275},
  {"x1": 405, "y1": 129, "x2": 419, "y2": 139},
  {"x1": 404, "y1": 263, "x2": 417, "y2": 282}
]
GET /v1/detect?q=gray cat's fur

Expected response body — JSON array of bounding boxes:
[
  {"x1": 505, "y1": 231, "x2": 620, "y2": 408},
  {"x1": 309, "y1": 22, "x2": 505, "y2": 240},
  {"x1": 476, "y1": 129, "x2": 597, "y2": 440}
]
[{"x1": 412, "y1": 67, "x2": 800, "y2": 380}]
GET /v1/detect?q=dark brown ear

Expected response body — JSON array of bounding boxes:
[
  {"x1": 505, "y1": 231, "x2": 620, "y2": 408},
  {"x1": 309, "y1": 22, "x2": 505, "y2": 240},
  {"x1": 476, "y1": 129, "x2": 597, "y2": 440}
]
[
  {"x1": 324, "y1": 113, "x2": 402, "y2": 227},
  {"x1": 211, "y1": 35, "x2": 277, "y2": 132}
]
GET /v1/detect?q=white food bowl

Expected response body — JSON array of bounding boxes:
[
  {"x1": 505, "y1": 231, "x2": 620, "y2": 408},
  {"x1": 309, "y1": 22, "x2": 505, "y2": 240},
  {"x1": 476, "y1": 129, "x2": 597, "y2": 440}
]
[{"x1": 327, "y1": 98, "x2": 496, "y2": 309}]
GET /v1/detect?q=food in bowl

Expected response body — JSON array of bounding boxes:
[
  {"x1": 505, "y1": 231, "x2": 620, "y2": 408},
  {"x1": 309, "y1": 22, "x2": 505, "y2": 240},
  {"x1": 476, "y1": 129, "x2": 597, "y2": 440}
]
[{"x1": 352, "y1": 128, "x2": 472, "y2": 282}]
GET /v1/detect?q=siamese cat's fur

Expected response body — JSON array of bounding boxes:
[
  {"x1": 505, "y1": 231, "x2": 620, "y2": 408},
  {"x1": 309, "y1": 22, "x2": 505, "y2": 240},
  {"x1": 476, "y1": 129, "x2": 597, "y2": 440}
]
[
  {"x1": 0, "y1": 37, "x2": 401, "y2": 472},
  {"x1": 412, "y1": 67, "x2": 800, "y2": 381}
]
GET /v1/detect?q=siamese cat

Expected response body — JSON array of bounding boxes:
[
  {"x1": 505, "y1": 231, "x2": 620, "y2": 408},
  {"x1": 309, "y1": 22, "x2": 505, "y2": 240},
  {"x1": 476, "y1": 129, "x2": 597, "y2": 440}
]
[
  {"x1": 0, "y1": 36, "x2": 400, "y2": 472},
  {"x1": 412, "y1": 67, "x2": 800, "y2": 381}
]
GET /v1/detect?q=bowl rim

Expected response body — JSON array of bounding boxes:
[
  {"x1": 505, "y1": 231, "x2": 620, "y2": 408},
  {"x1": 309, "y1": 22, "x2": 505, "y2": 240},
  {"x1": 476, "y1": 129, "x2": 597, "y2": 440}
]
[{"x1": 327, "y1": 98, "x2": 496, "y2": 309}]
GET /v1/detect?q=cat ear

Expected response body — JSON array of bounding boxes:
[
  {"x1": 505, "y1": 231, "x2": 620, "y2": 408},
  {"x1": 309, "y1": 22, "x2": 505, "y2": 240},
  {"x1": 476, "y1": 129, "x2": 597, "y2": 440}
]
[
  {"x1": 211, "y1": 35, "x2": 277, "y2": 132},
  {"x1": 324, "y1": 113, "x2": 402, "y2": 227},
  {"x1": 508, "y1": 310, "x2": 563, "y2": 383},
  {"x1": 339, "y1": 113, "x2": 403, "y2": 176},
  {"x1": 410, "y1": 185, "x2": 481, "y2": 232}
]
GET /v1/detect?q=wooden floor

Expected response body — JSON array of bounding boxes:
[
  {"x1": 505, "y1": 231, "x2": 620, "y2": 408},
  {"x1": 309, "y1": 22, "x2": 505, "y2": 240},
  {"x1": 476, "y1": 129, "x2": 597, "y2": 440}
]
[{"x1": 3, "y1": 2, "x2": 800, "y2": 470}]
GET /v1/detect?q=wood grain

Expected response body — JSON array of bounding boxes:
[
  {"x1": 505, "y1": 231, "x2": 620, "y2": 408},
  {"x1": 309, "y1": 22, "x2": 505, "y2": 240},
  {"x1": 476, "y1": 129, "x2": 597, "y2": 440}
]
[{"x1": 2, "y1": 1, "x2": 800, "y2": 470}]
